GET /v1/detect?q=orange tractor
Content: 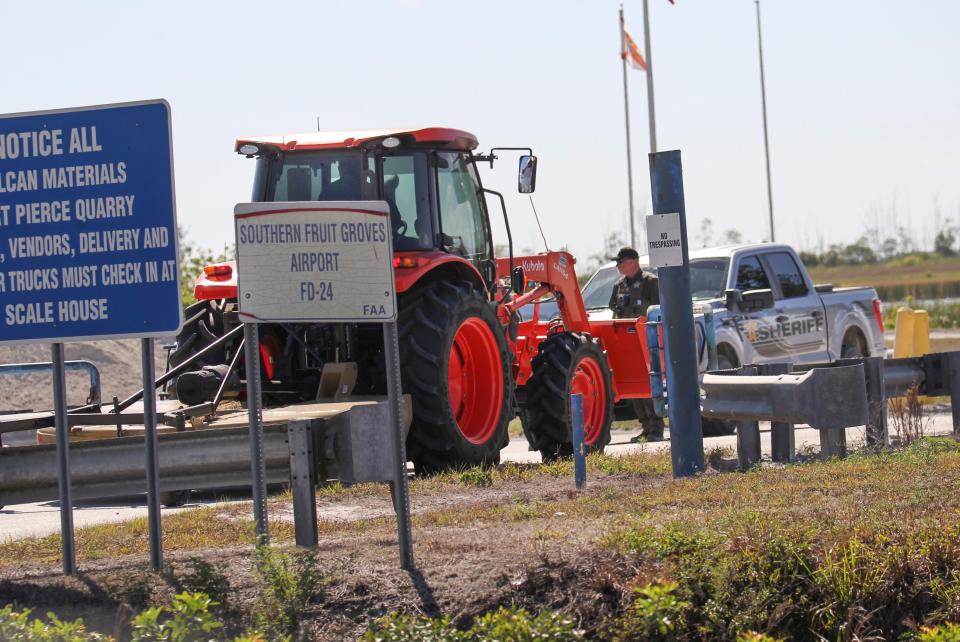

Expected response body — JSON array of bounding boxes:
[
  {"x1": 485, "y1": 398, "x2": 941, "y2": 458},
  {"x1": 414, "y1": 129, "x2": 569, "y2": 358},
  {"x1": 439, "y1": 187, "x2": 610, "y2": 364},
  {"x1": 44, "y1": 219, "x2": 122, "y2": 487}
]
[{"x1": 175, "y1": 126, "x2": 653, "y2": 471}]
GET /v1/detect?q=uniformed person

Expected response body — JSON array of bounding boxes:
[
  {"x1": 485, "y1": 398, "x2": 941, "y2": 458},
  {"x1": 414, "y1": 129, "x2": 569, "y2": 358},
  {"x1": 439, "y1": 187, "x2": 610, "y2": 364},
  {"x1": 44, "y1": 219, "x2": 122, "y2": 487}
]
[{"x1": 608, "y1": 247, "x2": 665, "y2": 441}]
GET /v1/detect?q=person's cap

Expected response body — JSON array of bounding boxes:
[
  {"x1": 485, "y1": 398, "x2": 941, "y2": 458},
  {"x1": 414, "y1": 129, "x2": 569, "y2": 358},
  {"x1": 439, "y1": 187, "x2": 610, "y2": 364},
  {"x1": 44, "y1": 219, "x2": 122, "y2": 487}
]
[{"x1": 610, "y1": 247, "x2": 639, "y2": 264}]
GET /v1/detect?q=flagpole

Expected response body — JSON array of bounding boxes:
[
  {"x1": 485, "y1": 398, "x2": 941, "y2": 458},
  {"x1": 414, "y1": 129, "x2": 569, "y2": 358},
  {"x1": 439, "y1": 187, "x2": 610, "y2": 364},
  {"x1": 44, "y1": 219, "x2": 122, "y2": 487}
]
[
  {"x1": 642, "y1": 0, "x2": 657, "y2": 154},
  {"x1": 755, "y1": 0, "x2": 775, "y2": 242},
  {"x1": 620, "y1": 5, "x2": 637, "y2": 248}
]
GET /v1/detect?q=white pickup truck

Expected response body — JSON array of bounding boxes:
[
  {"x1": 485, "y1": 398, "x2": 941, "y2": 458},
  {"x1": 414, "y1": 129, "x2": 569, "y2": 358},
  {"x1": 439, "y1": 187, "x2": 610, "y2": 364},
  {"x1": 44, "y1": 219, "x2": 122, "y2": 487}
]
[{"x1": 581, "y1": 243, "x2": 886, "y2": 370}]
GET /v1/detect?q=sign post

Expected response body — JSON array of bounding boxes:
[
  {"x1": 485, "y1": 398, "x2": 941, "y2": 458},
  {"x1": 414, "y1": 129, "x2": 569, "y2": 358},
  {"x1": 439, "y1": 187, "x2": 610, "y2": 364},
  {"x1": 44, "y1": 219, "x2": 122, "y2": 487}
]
[
  {"x1": 235, "y1": 201, "x2": 412, "y2": 565},
  {"x1": 0, "y1": 100, "x2": 182, "y2": 572},
  {"x1": 646, "y1": 150, "x2": 704, "y2": 477}
]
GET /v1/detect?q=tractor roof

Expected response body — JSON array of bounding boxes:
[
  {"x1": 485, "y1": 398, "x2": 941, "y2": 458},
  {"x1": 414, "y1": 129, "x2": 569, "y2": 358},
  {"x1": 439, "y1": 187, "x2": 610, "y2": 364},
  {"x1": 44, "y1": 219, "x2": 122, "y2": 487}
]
[{"x1": 235, "y1": 127, "x2": 479, "y2": 153}]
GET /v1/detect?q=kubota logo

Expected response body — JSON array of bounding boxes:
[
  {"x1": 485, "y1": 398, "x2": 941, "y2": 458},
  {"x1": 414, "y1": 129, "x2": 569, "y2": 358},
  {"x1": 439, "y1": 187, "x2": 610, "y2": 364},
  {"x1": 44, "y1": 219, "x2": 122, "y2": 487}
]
[{"x1": 522, "y1": 259, "x2": 545, "y2": 273}]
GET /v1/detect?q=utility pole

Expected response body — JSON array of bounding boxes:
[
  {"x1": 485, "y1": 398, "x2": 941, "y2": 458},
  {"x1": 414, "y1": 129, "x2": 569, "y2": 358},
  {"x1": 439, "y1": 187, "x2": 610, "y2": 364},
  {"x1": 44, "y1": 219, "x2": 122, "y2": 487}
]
[
  {"x1": 620, "y1": 5, "x2": 637, "y2": 248},
  {"x1": 642, "y1": 0, "x2": 658, "y2": 155},
  {"x1": 755, "y1": 0, "x2": 775, "y2": 242}
]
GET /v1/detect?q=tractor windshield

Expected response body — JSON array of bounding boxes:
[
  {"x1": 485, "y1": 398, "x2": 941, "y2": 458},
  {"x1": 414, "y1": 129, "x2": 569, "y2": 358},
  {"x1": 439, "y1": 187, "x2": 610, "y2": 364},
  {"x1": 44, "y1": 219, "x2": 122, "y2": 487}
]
[{"x1": 255, "y1": 150, "x2": 434, "y2": 251}]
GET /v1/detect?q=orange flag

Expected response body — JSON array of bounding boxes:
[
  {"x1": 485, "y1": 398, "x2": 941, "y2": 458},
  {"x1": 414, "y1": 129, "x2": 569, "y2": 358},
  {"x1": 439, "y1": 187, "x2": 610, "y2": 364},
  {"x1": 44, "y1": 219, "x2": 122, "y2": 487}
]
[{"x1": 621, "y1": 25, "x2": 647, "y2": 71}]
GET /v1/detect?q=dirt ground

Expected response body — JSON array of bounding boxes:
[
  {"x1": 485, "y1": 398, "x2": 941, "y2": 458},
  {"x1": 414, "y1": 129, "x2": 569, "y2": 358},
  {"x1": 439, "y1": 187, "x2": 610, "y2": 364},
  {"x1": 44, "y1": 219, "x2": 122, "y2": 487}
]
[{"x1": 0, "y1": 472, "x2": 657, "y2": 640}]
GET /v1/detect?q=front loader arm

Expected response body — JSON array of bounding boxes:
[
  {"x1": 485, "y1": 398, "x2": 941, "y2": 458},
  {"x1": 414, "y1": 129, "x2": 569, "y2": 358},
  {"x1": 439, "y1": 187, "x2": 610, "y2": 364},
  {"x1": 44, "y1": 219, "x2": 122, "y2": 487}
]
[{"x1": 497, "y1": 251, "x2": 589, "y2": 334}]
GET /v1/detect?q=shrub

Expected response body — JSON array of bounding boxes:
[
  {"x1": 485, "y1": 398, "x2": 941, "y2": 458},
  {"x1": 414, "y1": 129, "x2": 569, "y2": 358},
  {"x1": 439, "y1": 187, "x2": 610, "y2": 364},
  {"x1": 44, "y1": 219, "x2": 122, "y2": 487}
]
[
  {"x1": 470, "y1": 607, "x2": 583, "y2": 641},
  {"x1": 363, "y1": 607, "x2": 583, "y2": 642},
  {"x1": 178, "y1": 558, "x2": 231, "y2": 609},
  {"x1": 360, "y1": 613, "x2": 458, "y2": 642},
  {"x1": 606, "y1": 581, "x2": 690, "y2": 642},
  {"x1": 0, "y1": 605, "x2": 110, "y2": 641},
  {"x1": 920, "y1": 623, "x2": 960, "y2": 642},
  {"x1": 253, "y1": 545, "x2": 325, "y2": 638}
]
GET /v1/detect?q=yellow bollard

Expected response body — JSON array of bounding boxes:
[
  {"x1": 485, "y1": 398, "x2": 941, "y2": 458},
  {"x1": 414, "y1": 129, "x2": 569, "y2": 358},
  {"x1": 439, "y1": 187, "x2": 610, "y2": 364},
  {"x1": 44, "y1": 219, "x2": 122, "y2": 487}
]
[
  {"x1": 913, "y1": 309, "x2": 931, "y2": 357},
  {"x1": 893, "y1": 307, "x2": 915, "y2": 358}
]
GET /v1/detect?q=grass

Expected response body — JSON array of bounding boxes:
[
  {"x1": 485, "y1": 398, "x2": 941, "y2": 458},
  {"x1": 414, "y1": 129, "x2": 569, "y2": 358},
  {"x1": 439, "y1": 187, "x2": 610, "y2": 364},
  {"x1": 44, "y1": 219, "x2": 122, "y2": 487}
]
[
  {"x1": 807, "y1": 254, "x2": 960, "y2": 302},
  {"x1": 6, "y1": 439, "x2": 960, "y2": 639},
  {"x1": 0, "y1": 451, "x2": 671, "y2": 568}
]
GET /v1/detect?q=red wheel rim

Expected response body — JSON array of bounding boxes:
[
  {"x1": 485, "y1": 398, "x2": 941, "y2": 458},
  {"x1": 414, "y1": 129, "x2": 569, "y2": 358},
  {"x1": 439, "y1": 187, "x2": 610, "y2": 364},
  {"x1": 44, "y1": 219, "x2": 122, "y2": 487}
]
[
  {"x1": 570, "y1": 356, "x2": 607, "y2": 445},
  {"x1": 448, "y1": 317, "x2": 504, "y2": 444}
]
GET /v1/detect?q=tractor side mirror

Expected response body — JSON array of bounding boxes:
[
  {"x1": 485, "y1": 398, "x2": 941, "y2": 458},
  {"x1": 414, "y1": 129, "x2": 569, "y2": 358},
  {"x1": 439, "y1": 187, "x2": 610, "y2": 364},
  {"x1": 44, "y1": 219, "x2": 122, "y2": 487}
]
[
  {"x1": 740, "y1": 288, "x2": 775, "y2": 312},
  {"x1": 518, "y1": 155, "x2": 537, "y2": 193},
  {"x1": 511, "y1": 266, "x2": 526, "y2": 295}
]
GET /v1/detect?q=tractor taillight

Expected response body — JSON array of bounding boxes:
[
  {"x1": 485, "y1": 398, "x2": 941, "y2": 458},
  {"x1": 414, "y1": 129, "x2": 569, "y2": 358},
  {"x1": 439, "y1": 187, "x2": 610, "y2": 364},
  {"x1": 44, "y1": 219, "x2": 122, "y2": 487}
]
[
  {"x1": 393, "y1": 256, "x2": 419, "y2": 268},
  {"x1": 873, "y1": 299, "x2": 885, "y2": 333},
  {"x1": 203, "y1": 264, "x2": 233, "y2": 281}
]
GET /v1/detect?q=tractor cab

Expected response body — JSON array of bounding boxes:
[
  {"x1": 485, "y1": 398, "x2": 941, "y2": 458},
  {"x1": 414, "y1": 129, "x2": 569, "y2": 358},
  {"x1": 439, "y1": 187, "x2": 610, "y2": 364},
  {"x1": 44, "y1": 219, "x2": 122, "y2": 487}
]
[{"x1": 235, "y1": 127, "x2": 534, "y2": 295}]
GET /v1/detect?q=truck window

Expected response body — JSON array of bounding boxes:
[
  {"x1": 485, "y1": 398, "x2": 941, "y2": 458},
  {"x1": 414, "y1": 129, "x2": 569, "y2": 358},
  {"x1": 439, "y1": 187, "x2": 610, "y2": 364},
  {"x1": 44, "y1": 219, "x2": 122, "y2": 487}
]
[
  {"x1": 736, "y1": 255, "x2": 771, "y2": 291},
  {"x1": 689, "y1": 259, "x2": 727, "y2": 299},
  {"x1": 765, "y1": 251, "x2": 809, "y2": 298}
]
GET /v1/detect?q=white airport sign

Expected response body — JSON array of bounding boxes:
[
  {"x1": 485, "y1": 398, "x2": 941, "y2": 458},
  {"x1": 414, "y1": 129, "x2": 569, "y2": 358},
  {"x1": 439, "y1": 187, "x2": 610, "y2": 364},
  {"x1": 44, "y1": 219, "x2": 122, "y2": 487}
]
[{"x1": 235, "y1": 201, "x2": 397, "y2": 323}]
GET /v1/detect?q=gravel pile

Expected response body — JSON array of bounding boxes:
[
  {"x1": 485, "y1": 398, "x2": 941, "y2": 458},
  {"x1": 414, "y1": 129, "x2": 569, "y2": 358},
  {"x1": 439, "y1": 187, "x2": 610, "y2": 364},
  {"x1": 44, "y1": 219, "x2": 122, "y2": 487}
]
[{"x1": 0, "y1": 340, "x2": 169, "y2": 412}]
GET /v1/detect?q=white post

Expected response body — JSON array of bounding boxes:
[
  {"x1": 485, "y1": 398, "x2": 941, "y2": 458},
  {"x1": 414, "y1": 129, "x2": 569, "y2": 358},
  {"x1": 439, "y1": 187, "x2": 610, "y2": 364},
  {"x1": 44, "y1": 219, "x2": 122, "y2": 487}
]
[{"x1": 755, "y1": 0, "x2": 776, "y2": 242}]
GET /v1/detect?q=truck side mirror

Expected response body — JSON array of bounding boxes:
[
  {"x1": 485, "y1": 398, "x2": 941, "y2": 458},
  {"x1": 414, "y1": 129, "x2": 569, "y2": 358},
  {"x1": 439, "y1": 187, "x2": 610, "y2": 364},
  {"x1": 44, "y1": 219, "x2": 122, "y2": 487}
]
[
  {"x1": 724, "y1": 289, "x2": 742, "y2": 312},
  {"x1": 518, "y1": 155, "x2": 537, "y2": 193},
  {"x1": 740, "y1": 288, "x2": 775, "y2": 312}
]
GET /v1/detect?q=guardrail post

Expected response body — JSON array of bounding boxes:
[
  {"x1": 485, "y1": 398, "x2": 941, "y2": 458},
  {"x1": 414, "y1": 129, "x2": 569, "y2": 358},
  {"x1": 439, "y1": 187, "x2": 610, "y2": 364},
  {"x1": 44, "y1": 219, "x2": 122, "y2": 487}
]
[
  {"x1": 759, "y1": 363, "x2": 794, "y2": 462},
  {"x1": 819, "y1": 427, "x2": 847, "y2": 460},
  {"x1": 863, "y1": 356, "x2": 888, "y2": 447},
  {"x1": 287, "y1": 420, "x2": 318, "y2": 548},
  {"x1": 571, "y1": 394, "x2": 586, "y2": 489},
  {"x1": 948, "y1": 351, "x2": 960, "y2": 437},
  {"x1": 736, "y1": 366, "x2": 761, "y2": 470}
]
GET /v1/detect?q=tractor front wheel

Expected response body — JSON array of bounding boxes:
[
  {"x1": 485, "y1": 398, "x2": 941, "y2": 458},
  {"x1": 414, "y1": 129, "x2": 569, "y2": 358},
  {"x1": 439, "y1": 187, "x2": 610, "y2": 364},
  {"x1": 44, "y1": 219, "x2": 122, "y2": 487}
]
[
  {"x1": 525, "y1": 332, "x2": 613, "y2": 461},
  {"x1": 398, "y1": 281, "x2": 511, "y2": 473}
]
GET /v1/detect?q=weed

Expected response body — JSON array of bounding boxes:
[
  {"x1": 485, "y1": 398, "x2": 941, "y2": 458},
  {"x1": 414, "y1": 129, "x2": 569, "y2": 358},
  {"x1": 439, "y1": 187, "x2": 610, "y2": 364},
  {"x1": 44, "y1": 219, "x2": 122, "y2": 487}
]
[
  {"x1": 360, "y1": 612, "x2": 456, "y2": 641},
  {"x1": 0, "y1": 605, "x2": 110, "y2": 641},
  {"x1": 605, "y1": 581, "x2": 690, "y2": 641},
  {"x1": 920, "y1": 623, "x2": 960, "y2": 641},
  {"x1": 131, "y1": 592, "x2": 223, "y2": 641},
  {"x1": 253, "y1": 545, "x2": 325, "y2": 638},
  {"x1": 458, "y1": 467, "x2": 493, "y2": 488},
  {"x1": 108, "y1": 572, "x2": 153, "y2": 610},
  {"x1": 890, "y1": 382, "x2": 929, "y2": 446},
  {"x1": 362, "y1": 606, "x2": 582, "y2": 642},
  {"x1": 470, "y1": 607, "x2": 583, "y2": 641},
  {"x1": 178, "y1": 558, "x2": 230, "y2": 609}
]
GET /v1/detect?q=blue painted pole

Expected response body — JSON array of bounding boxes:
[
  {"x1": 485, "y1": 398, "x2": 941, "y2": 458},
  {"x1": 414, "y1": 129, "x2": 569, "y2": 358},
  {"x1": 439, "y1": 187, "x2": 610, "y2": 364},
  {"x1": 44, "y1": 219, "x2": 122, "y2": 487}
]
[
  {"x1": 645, "y1": 306, "x2": 666, "y2": 417},
  {"x1": 702, "y1": 306, "x2": 719, "y2": 371},
  {"x1": 571, "y1": 393, "x2": 586, "y2": 489},
  {"x1": 648, "y1": 150, "x2": 705, "y2": 477}
]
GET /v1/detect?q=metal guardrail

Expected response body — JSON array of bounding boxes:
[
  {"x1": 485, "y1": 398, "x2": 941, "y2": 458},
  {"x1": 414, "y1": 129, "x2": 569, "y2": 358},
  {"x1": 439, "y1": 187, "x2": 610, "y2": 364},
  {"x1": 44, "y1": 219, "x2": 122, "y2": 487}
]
[
  {"x1": 0, "y1": 360, "x2": 101, "y2": 406},
  {"x1": 702, "y1": 363, "x2": 869, "y2": 467},
  {"x1": 0, "y1": 400, "x2": 400, "y2": 549},
  {"x1": 701, "y1": 364, "x2": 869, "y2": 430},
  {"x1": 702, "y1": 351, "x2": 960, "y2": 469}
]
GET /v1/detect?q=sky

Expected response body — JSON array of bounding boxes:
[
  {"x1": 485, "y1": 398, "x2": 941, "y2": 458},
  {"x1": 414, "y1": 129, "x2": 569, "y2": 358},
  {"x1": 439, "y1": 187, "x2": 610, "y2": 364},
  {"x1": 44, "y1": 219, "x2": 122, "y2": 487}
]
[{"x1": 4, "y1": 0, "x2": 958, "y2": 268}]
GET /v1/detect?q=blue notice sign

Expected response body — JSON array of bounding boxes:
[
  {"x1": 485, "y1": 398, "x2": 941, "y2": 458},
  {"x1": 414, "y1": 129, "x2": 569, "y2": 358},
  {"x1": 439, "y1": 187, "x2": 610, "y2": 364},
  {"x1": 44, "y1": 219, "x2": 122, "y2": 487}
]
[{"x1": 0, "y1": 100, "x2": 182, "y2": 344}]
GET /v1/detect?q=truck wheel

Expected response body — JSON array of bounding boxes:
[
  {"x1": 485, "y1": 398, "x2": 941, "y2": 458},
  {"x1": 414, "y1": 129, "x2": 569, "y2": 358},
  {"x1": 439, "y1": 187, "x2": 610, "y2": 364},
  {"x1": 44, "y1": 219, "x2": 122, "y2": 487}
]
[
  {"x1": 841, "y1": 332, "x2": 866, "y2": 359},
  {"x1": 702, "y1": 353, "x2": 738, "y2": 437},
  {"x1": 398, "y1": 281, "x2": 511, "y2": 474},
  {"x1": 525, "y1": 332, "x2": 613, "y2": 461}
]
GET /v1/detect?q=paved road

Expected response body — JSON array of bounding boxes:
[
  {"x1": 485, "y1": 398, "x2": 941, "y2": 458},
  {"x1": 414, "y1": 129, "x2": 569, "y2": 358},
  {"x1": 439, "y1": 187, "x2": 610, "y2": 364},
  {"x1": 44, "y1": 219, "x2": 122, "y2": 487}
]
[{"x1": 1, "y1": 413, "x2": 955, "y2": 542}]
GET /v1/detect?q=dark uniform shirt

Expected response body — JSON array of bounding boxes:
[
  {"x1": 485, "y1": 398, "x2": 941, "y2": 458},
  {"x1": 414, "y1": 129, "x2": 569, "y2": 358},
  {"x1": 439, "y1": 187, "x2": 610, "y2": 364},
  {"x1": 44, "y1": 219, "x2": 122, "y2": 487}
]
[{"x1": 608, "y1": 270, "x2": 660, "y2": 318}]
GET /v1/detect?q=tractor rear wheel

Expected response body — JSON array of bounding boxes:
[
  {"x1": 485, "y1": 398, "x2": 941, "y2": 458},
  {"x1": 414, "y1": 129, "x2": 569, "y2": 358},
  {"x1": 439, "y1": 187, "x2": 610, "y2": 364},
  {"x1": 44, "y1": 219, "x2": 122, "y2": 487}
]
[
  {"x1": 398, "y1": 281, "x2": 511, "y2": 473},
  {"x1": 525, "y1": 332, "x2": 613, "y2": 461}
]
